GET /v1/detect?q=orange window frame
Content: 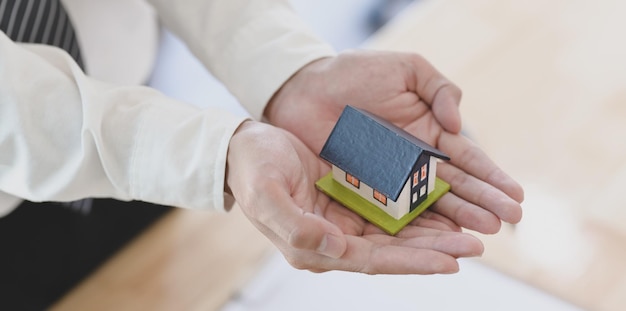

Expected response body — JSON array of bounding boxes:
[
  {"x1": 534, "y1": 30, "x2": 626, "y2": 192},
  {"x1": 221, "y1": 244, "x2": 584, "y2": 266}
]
[
  {"x1": 346, "y1": 173, "x2": 360, "y2": 188},
  {"x1": 373, "y1": 190, "x2": 387, "y2": 205},
  {"x1": 421, "y1": 164, "x2": 427, "y2": 181}
]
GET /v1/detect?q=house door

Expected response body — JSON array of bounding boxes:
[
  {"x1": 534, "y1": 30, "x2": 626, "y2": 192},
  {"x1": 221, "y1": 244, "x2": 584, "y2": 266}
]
[{"x1": 410, "y1": 156, "x2": 429, "y2": 212}]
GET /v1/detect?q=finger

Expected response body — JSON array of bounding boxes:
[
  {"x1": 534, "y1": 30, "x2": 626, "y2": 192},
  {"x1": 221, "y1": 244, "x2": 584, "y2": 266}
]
[
  {"x1": 358, "y1": 218, "x2": 455, "y2": 236},
  {"x1": 285, "y1": 235, "x2": 461, "y2": 275},
  {"x1": 431, "y1": 84, "x2": 462, "y2": 134},
  {"x1": 358, "y1": 209, "x2": 461, "y2": 236},
  {"x1": 408, "y1": 217, "x2": 458, "y2": 232},
  {"x1": 356, "y1": 226, "x2": 484, "y2": 257},
  {"x1": 430, "y1": 192, "x2": 502, "y2": 234},
  {"x1": 406, "y1": 54, "x2": 462, "y2": 133},
  {"x1": 438, "y1": 131, "x2": 525, "y2": 204},
  {"x1": 438, "y1": 162, "x2": 523, "y2": 225},
  {"x1": 366, "y1": 230, "x2": 484, "y2": 258},
  {"x1": 411, "y1": 210, "x2": 462, "y2": 232},
  {"x1": 253, "y1": 182, "x2": 348, "y2": 259},
  {"x1": 360, "y1": 244, "x2": 460, "y2": 274}
]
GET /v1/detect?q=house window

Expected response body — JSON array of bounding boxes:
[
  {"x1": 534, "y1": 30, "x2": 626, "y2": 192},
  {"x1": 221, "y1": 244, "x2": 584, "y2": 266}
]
[
  {"x1": 420, "y1": 164, "x2": 428, "y2": 181},
  {"x1": 420, "y1": 185, "x2": 426, "y2": 197},
  {"x1": 373, "y1": 190, "x2": 387, "y2": 205},
  {"x1": 412, "y1": 192, "x2": 418, "y2": 203},
  {"x1": 346, "y1": 173, "x2": 360, "y2": 188},
  {"x1": 413, "y1": 172, "x2": 419, "y2": 187}
]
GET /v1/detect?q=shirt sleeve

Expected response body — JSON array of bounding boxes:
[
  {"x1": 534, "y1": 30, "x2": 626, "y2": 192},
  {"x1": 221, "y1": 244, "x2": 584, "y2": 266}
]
[
  {"x1": 0, "y1": 32, "x2": 247, "y2": 211},
  {"x1": 146, "y1": 0, "x2": 337, "y2": 120}
]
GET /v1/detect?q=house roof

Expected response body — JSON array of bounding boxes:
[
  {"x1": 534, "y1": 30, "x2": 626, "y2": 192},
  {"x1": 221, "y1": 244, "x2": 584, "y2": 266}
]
[{"x1": 319, "y1": 106, "x2": 450, "y2": 201}]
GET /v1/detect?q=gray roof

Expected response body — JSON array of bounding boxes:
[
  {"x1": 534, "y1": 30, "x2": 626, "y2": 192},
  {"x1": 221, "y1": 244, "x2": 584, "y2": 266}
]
[{"x1": 320, "y1": 106, "x2": 449, "y2": 201}]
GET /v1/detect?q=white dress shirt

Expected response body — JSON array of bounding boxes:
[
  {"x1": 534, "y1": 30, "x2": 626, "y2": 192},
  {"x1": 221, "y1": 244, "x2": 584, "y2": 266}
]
[{"x1": 0, "y1": 0, "x2": 336, "y2": 217}]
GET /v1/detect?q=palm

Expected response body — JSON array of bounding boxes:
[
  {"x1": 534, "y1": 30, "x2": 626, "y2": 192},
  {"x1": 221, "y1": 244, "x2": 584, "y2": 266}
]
[
  {"x1": 298, "y1": 139, "x2": 460, "y2": 237},
  {"x1": 289, "y1": 97, "x2": 472, "y2": 237},
  {"x1": 227, "y1": 123, "x2": 483, "y2": 274},
  {"x1": 303, "y1": 133, "x2": 492, "y2": 274}
]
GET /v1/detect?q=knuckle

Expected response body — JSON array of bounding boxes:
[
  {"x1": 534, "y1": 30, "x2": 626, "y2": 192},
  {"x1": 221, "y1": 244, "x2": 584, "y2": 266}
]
[
  {"x1": 458, "y1": 145, "x2": 480, "y2": 169},
  {"x1": 284, "y1": 253, "x2": 310, "y2": 270},
  {"x1": 448, "y1": 167, "x2": 470, "y2": 189},
  {"x1": 287, "y1": 226, "x2": 309, "y2": 249},
  {"x1": 444, "y1": 82, "x2": 463, "y2": 99},
  {"x1": 407, "y1": 52, "x2": 426, "y2": 63},
  {"x1": 476, "y1": 187, "x2": 496, "y2": 209},
  {"x1": 287, "y1": 221, "x2": 323, "y2": 252}
]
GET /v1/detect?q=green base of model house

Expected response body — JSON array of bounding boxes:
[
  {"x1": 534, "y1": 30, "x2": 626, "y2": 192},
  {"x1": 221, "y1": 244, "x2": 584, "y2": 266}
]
[{"x1": 316, "y1": 173, "x2": 450, "y2": 235}]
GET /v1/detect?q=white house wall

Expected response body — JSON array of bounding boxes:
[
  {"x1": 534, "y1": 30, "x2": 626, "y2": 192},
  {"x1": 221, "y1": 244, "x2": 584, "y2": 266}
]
[
  {"x1": 398, "y1": 179, "x2": 411, "y2": 217},
  {"x1": 331, "y1": 166, "x2": 410, "y2": 219},
  {"x1": 428, "y1": 157, "x2": 438, "y2": 194}
]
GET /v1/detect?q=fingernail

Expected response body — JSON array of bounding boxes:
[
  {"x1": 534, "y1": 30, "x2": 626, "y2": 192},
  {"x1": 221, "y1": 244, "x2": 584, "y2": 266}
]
[{"x1": 317, "y1": 234, "x2": 345, "y2": 259}]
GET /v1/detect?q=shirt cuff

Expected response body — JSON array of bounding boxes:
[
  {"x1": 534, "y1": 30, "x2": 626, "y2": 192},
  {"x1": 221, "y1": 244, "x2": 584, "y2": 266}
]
[{"x1": 132, "y1": 101, "x2": 248, "y2": 212}]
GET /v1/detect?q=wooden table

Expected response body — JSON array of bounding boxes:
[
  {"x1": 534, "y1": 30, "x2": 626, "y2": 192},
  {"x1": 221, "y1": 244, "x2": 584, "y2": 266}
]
[
  {"x1": 51, "y1": 207, "x2": 274, "y2": 311},
  {"x1": 365, "y1": 0, "x2": 626, "y2": 310}
]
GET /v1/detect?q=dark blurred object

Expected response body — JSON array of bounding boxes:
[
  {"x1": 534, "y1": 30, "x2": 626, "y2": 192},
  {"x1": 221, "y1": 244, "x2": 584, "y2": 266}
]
[
  {"x1": 0, "y1": 200, "x2": 171, "y2": 310},
  {"x1": 368, "y1": 0, "x2": 416, "y2": 32}
]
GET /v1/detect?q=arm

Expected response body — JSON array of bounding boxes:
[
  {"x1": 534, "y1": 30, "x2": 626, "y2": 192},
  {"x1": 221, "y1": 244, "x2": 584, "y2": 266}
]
[
  {"x1": 0, "y1": 32, "x2": 245, "y2": 211},
  {"x1": 144, "y1": 0, "x2": 520, "y2": 272},
  {"x1": 0, "y1": 32, "x2": 485, "y2": 274},
  {"x1": 146, "y1": 0, "x2": 336, "y2": 120}
]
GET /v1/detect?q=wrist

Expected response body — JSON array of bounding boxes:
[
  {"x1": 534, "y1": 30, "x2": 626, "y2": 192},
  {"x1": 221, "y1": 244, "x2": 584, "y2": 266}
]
[
  {"x1": 225, "y1": 120, "x2": 256, "y2": 195},
  {"x1": 225, "y1": 120, "x2": 272, "y2": 197},
  {"x1": 264, "y1": 56, "x2": 333, "y2": 124}
]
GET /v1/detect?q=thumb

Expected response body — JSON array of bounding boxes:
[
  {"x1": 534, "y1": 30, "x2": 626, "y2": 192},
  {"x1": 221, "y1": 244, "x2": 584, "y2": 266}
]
[
  {"x1": 406, "y1": 54, "x2": 463, "y2": 133},
  {"x1": 287, "y1": 212, "x2": 348, "y2": 259},
  {"x1": 255, "y1": 184, "x2": 348, "y2": 259},
  {"x1": 431, "y1": 85, "x2": 463, "y2": 134}
]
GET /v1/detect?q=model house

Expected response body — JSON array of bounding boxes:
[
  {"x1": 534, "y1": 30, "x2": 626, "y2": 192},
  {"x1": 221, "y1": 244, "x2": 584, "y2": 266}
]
[{"x1": 316, "y1": 106, "x2": 450, "y2": 234}]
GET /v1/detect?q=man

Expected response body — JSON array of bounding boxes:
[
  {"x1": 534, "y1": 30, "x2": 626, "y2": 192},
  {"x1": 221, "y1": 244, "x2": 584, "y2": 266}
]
[{"x1": 0, "y1": 0, "x2": 523, "y2": 308}]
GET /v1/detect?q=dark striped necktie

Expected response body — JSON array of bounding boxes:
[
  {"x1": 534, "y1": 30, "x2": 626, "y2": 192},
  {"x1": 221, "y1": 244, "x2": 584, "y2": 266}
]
[{"x1": 0, "y1": 0, "x2": 84, "y2": 69}]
